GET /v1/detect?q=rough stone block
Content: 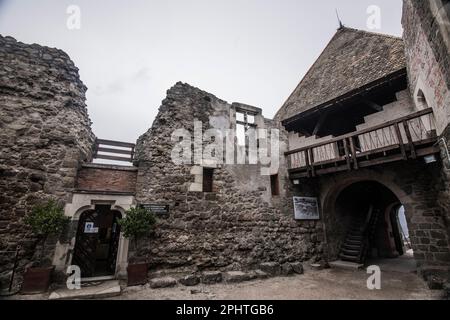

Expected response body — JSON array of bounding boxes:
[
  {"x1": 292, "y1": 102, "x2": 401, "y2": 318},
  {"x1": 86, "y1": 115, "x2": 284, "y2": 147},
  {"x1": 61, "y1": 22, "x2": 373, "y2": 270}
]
[
  {"x1": 190, "y1": 166, "x2": 203, "y2": 175},
  {"x1": 290, "y1": 262, "x2": 304, "y2": 275},
  {"x1": 224, "y1": 271, "x2": 255, "y2": 283},
  {"x1": 149, "y1": 277, "x2": 177, "y2": 289},
  {"x1": 259, "y1": 262, "x2": 281, "y2": 276},
  {"x1": 189, "y1": 183, "x2": 203, "y2": 192},
  {"x1": 281, "y1": 263, "x2": 294, "y2": 276},
  {"x1": 179, "y1": 275, "x2": 200, "y2": 287},
  {"x1": 201, "y1": 271, "x2": 222, "y2": 284},
  {"x1": 252, "y1": 270, "x2": 269, "y2": 279}
]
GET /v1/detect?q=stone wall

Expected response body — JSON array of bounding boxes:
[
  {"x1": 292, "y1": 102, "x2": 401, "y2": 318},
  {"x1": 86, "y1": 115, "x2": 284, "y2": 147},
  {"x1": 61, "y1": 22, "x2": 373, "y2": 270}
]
[
  {"x1": 403, "y1": 0, "x2": 450, "y2": 134},
  {"x1": 134, "y1": 82, "x2": 324, "y2": 272},
  {"x1": 76, "y1": 164, "x2": 137, "y2": 194},
  {"x1": 0, "y1": 35, "x2": 95, "y2": 289},
  {"x1": 403, "y1": 0, "x2": 450, "y2": 273}
]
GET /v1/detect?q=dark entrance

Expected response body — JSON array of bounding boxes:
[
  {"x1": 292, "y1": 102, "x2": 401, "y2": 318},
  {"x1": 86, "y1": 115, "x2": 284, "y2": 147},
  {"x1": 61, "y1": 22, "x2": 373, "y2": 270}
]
[
  {"x1": 72, "y1": 205, "x2": 122, "y2": 278},
  {"x1": 329, "y1": 181, "x2": 413, "y2": 264}
]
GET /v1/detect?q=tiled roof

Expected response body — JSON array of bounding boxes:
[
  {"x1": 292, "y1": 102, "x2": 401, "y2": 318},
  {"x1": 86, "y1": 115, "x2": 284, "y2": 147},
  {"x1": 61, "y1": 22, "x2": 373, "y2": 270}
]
[{"x1": 275, "y1": 27, "x2": 406, "y2": 122}]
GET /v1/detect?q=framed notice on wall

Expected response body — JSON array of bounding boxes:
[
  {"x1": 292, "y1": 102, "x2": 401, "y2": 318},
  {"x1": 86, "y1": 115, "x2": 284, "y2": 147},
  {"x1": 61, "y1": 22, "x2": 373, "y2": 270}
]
[
  {"x1": 139, "y1": 204, "x2": 170, "y2": 216},
  {"x1": 293, "y1": 197, "x2": 320, "y2": 220}
]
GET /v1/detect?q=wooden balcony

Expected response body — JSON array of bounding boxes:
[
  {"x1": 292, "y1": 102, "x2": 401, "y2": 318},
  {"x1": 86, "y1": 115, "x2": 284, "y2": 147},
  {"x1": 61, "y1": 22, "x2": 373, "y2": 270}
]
[
  {"x1": 93, "y1": 139, "x2": 135, "y2": 163},
  {"x1": 285, "y1": 108, "x2": 440, "y2": 179}
]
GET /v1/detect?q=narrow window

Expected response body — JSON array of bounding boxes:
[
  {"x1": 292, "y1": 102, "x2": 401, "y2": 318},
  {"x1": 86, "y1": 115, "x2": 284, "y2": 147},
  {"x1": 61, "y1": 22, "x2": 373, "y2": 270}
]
[
  {"x1": 270, "y1": 174, "x2": 280, "y2": 196},
  {"x1": 203, "y1": 168, "x2": 214, "y2": 193},
  {"x1": 235, "y1": 110, "x2": 257, "y2": 147}
]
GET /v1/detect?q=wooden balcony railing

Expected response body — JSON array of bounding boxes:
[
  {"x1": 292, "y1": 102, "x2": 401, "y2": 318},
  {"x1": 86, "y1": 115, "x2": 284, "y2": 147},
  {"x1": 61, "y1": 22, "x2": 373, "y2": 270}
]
[
  {"x1": 93, "y1": 139, "x2": 135, "y2": 163},
  {"x1": 285, "y1": 108, "x2": 440, "y2": 178}
]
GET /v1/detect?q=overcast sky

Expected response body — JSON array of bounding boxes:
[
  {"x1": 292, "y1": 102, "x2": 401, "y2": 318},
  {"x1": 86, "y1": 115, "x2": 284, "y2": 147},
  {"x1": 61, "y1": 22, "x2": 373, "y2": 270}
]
[{"x1": 0, "y1": 0, "x2": 403, "y2": 143}]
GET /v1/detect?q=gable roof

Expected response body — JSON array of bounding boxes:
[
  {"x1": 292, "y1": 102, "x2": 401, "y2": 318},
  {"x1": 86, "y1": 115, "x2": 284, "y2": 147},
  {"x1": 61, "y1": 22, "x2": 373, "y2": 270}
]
[{"x1": 275, "y1": 27, "x2": 406, "y2": 122}]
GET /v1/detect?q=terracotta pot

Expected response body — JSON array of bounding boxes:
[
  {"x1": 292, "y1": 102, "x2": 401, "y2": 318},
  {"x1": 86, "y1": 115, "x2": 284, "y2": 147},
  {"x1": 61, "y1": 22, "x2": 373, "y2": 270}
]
[
  {"x1": 127, "y1": 263, "x2": 148, "y2": 286},
  {"x1": 21, "y1": 266, "x2": 54, "y2": 294}
]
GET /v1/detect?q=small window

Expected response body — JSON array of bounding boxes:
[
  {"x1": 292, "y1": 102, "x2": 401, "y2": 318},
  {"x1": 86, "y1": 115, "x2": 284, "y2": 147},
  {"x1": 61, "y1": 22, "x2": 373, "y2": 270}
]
[
  {"x1": 236, "y1": 112, "x2": 245, "y2": 122},
  {"x1": 270, "y1": 174, "x2": 280, "y2": 196},
  {"x1": 236, "y1": 124, "x2": 246, "y2": 146},
  {"x1": 203, "y1": 168, "x2": 214, "y2": 193}
]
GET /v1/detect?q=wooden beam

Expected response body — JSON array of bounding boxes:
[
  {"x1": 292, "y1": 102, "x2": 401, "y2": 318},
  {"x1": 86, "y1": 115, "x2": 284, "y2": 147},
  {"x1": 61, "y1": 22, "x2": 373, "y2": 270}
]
[
  {"x1": 402, "y1": 121, "x2": 417, "y2": 159},
  {"x1": 349, "y1": 137, "x2": 359, "y2": 169},
  {"x1": 309, "y1": 149, "x2": 316, "y2": 177},
  {"x1": 97, "y1": 147, "x2": 133, "y2": 155},
  {"x1": 305, "y1": 150, "x2": 311, "y2": 177},
  {"x1": 94, "y1": 154, "x2": 133, "y2": 162},
  {"x1": 394, "y1": 123, "x2": 407, "y2": 160},
  {"x1": 96, "y1": 139, "x2": 135, "y2": 149},
  {"x1": 343, "y1": 139, "x2": 352, "y2": 171}
]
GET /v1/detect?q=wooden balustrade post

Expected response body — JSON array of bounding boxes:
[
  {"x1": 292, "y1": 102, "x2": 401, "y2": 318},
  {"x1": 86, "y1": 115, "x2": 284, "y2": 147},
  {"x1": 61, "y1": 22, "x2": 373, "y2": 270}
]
[{"x1": 403, "y1": 120, "x2": 417, "y2": 159}]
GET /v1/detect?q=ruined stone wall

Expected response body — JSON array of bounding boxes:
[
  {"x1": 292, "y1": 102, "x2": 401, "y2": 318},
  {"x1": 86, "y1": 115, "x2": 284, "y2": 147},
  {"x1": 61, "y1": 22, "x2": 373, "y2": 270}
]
[
  {"x1": 403, "y1": 0, "x2": 450, "y2": 266},
  {"x1": 403, "y1": 0, "x2": 450, "y2": 133},
  {"x1": 0, "y1": 35, "x2": 95, "y2": 288},
  {"x1": 134, "y1": 82, "x2": 324, "y2": 272}
]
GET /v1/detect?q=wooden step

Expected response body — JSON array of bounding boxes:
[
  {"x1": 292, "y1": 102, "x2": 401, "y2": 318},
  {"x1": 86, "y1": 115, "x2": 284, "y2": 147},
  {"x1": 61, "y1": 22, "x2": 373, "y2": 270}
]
[
  {"x1": 342, "y1": 249, "x2": 360, "y2": 256},
  {"x1": 343, "y1": 244, "x2": 361, "y2": 250},
  {"x1": 340, "y1": 254, "x2": 360, "y2": 263}
]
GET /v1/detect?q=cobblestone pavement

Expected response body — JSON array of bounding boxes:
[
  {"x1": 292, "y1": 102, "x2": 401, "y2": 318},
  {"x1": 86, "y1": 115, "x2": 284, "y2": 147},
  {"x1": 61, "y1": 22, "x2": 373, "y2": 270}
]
[{"x1": 113, "y1": 268, "x2": 444, "y2": 300}]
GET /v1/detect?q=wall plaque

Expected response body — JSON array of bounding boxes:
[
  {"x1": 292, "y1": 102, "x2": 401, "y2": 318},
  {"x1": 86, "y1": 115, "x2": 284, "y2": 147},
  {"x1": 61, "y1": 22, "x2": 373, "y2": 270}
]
[
  {"x1": 139, "y1": 204, "x2": 170, "y2": 216},
  {"x1": 293, "y1": 197, "x2": 320, "y2": 220}
]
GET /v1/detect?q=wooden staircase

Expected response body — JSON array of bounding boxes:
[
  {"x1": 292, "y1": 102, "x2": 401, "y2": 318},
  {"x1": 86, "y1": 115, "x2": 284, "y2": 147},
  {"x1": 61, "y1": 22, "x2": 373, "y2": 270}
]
[{"x1": 339, "y1": 206, "x2": 379, "y2": 264}]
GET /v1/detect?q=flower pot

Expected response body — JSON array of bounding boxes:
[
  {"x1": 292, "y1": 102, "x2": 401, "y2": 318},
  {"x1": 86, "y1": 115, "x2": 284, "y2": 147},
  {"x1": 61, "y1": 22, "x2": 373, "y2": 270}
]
[
  {"x1": 21, "y1": 266, "x2": 54, "y2": 294},
  {"x1": 127, "y1": 263, "x2": 148, "y2": 286}
]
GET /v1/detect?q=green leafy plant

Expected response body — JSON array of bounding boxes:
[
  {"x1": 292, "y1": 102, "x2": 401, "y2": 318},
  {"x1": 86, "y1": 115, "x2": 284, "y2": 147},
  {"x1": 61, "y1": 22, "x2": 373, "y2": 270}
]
[
  {"x1": 24, "y1": 200, "x2": 70, "y2": 266},
  {"x1": 118, "y1": 207, "x2": 157, "y2": 248}
]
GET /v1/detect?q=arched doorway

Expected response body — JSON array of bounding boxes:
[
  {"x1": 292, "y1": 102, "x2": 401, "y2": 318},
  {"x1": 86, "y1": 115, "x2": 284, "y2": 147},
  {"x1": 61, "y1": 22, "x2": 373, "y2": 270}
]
[
  {"x1": 72, "y1": 205, "x2": 122, "y2": 278},
  {"x1": 325, "y1": 180, "x2": 414, "y2": 265}
]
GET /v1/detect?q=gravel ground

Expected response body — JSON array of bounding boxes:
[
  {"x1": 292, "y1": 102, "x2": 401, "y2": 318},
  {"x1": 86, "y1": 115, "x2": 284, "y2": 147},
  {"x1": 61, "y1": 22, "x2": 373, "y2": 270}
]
[{"x1": 113, "y1": 268, "x2": 444, "y2": 300}]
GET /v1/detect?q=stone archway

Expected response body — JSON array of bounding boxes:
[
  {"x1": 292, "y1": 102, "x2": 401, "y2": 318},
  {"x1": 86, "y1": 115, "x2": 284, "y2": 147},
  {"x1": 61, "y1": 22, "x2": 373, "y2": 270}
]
[
  {"x1": 52, "y1": 193, "x2": 135, "y2": 279},
  {"x1": 320, "y1": 171, "x2": 417, "y2": 265}
]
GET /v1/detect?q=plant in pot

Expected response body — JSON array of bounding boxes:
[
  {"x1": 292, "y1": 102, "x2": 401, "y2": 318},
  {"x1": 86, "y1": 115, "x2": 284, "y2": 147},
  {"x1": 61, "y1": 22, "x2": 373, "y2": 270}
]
[
  {"x1": 21, "y1": 200, "x2": 69, "y2": 294},
  {"x1": 118, "y1": 206, "x2": 156, "y2": 286}
]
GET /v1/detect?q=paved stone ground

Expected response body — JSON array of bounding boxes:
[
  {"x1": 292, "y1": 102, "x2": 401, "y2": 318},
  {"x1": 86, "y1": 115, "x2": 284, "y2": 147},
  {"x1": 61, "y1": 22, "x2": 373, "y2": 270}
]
[
  {"x1": 7, "y1": 256, "x2": 446, "y2": 300},
  {"x1": 113, "y1": 268, "x2": 444, "y2": 300}
]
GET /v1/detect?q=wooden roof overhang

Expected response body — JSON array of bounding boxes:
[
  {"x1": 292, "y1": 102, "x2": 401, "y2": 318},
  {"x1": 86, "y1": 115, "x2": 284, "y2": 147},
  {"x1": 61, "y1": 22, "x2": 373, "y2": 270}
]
[{"x1": 281, "y1": 68, "x2": 407, "y2": 133}]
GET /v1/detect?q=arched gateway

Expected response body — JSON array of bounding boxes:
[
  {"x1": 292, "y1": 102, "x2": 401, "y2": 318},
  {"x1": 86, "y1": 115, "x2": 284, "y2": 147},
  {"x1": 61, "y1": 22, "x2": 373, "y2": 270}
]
[{"x1": 322, "y1": 180, "x2": 414, "y2": 265}]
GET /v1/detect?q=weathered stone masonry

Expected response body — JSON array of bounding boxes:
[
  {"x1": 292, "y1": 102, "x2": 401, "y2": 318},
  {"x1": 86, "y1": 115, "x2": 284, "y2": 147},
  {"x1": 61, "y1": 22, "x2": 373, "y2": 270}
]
[
  {"x1": 0, "y1": 35, "x2": 95, "y2": 287},
  {"x1": 134, "y1": 82, "x2": 324, "y2": 271},
  {"x1": 403, "y1": 0, "x2": 450, "y2": 255}
]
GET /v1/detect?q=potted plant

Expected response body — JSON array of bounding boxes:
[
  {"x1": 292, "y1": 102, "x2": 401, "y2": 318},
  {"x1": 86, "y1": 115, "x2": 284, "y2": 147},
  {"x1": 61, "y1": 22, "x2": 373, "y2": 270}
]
[
  {"x1": 118, "y1": 206, "x2": 156, "y2": 286},
  {"x1": 21, "y1": 200, "x2": 69, "y2": 294}
]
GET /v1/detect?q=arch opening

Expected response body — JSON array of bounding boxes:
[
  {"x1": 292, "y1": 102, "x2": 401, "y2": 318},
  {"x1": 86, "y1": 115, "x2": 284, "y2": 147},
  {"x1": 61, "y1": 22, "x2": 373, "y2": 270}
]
[
  {"x1": 326, "y1": 180, "x2": 414, "y2": 265},
  {"x1": 72, "y1": 204, "x2": 123, "y2": 278}
]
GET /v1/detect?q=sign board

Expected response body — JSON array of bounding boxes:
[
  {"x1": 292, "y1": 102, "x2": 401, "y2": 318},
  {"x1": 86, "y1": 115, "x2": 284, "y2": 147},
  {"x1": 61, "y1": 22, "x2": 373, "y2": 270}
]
[
  {"x1": 84, "y1": 222, "x2": 99, "y2": 234},
  {"x1": 293, "y1": 197, "x2": 320, "y2": 220},
  {"x1": 139, "y1": 204, "x2": 170, "y2": 216}
]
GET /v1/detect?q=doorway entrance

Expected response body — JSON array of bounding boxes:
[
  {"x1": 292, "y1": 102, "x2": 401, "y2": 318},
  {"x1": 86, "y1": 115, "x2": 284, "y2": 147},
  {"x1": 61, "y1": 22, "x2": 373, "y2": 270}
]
[
  {"x1": 72, "y1": 205, "x2": 122, "y2": 278},
  {"x1": 327, "y1": 180, "x2": 414, "y2": 265}
]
